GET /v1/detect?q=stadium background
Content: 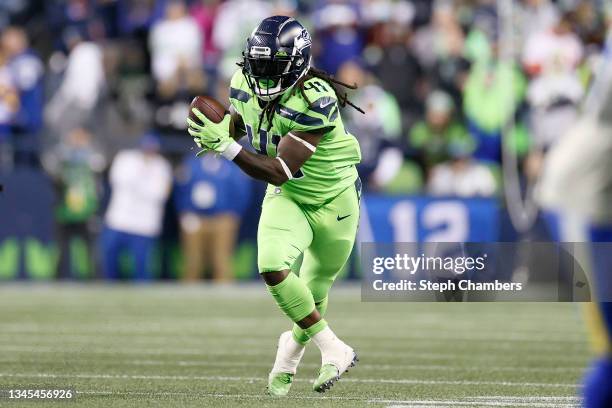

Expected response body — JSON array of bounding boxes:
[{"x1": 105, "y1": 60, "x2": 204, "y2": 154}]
[{"x1": 0, "y1": 0, "x2": 609, "y2": 281}]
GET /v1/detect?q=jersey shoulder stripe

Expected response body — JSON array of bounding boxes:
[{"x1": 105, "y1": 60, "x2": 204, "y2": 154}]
[
  {"x1": 276, "y1": 79, "x2": 340, "y2": 132},
  {"x1": 230, "y1": 87, "x2": 251, "y2": 102},
  {"x1": 329, "y1": 105, "x2": 339, "y2": 122},
  {"x1": 309, "y1": 96, "x2": 337, "y2": 118},
  {"x1": 276, "y1": 104, "x2": 326, "y2": 128}
]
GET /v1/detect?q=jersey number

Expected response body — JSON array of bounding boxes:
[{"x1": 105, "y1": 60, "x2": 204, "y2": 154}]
[
  {"x1": 245, "y1": 124, "x2": 304, "y2": 179},
  {"x1": 303, "y1": 80, "x2": 327, "y2": 93}
]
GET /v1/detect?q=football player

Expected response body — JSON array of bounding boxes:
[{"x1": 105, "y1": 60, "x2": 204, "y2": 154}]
[
  {"x1": 187, "y1": 16, "x2": 362, "y2": 395},
  {"x1": 537, "y1": 30, "x2": 612, "y2": 408}
]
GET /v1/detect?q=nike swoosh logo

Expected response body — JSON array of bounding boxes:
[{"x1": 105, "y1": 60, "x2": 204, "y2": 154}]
[
  {"x1": 337, "y1": 214, "x2": 351, "y2": 221},
  {"x1": 210, "y1": 138, "x2": 220, "y2": 143},
  {"x1": 320, "y1": 100, "x2": 335, "y2": 108}
]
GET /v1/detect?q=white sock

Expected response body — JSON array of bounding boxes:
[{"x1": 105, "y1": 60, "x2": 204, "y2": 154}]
[
  {"x1": 311, "y1": 326, "x2": 340, "y2": 352},
  {"x1": 271, "y1": 332, "x2": 305, "y2": 375},
  {"x1": 284, "y1": 335, "x2": 305, "y2": 357},
  {"x1": 311, "y1": 326, "x2": 354, "y2": 369}
]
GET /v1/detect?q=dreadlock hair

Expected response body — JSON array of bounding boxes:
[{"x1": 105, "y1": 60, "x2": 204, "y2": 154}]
[{"x1": 238, "y1": 64, "x2": 365, "y2": 133}]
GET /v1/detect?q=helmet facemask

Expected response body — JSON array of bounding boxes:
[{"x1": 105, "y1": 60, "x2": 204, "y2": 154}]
[{"x1": 243, "y1": 50, "x2": 310, "y2": 101}]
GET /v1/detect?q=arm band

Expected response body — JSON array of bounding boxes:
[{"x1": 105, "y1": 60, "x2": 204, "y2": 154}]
[
  {"x1": 288, "y1": 133, "x2": 316, "y2": 153},
  {"x1": 222, "y1": 141, "x2": 243, "y2": 161},
  {"x1": 276, "y1": 157, "x2": 293, "y2": 180}
]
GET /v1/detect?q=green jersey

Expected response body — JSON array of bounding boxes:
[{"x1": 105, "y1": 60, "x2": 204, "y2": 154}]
[{"x1": 229, "y1": 70, "x2": 361, "y2": 205}]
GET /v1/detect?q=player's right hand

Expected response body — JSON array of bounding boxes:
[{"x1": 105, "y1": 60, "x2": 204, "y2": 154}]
[{"x1": 187, "y1": 109, "x2": 233, "y2": 157}]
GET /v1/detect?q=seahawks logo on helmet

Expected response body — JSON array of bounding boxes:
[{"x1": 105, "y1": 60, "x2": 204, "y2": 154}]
[
  {"x1": 242, "y1": 16, "x2": 312, "y2": 101},
  {"x1": 294, "y1": 29, "x2": 312, "y2": 52}
]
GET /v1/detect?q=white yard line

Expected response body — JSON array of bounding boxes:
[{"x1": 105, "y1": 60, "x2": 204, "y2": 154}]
[
  {"x1": 0, "y1": 372, "x2": 579, "y2": 388},
  {"x1": 0, "y1": 339, "x2": 588, "y2": 353},
  {"x1": 381, "y1": 397, "x2": 580, "y2": 407},
  {"x1": 0, "y1": 329, "x2": 587, "y2": 344},
  {"x1": 100, "y1": 359, "x2": 590, "y2": 373},
  {"x1": 382, "y1": 403, "x2": 577, "y2": 408},
  {"x1": 0, "y1": 336, "x2": 588, "y2": 354},
  {"x1": 471, "y1": 396, "x2": 579, "y2": 400},
  {"x1": 0, "y1": 345, "x2": 591, "y2": 363},
  {"x1": 384, "y1": 404, "x2": 577, "y2": 408},
  {"x1": 0, "y1": 357, "x2": 587, "y2": 375}
]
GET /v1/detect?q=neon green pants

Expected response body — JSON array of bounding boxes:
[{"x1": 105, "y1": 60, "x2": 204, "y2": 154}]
[{"x1": 258, "y1": 181, "x2": 360, "y2": 344}]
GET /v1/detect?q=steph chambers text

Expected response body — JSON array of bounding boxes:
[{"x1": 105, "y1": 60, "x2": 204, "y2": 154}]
[{"x1": 372, "y1": 279, "x2": 523, "y2": 292}]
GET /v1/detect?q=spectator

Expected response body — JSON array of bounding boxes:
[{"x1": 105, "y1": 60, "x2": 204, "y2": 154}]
[
  {"x1": 412, "y1": 1, "x2": 471, "y2": 113},
  {"x1": 101, "y1": 133, "x2": 172, "y2": 280},
  {"x1": 366, "y1": 4, "x2": 424, "y2": 124},
  {"x1": 463, "y1": 31, "x2": 526, "y2": 163},
  {"x1": 519, "y1": 12, "x2": 586, "y2": 182},
  {"x1": 211, "y1": 0, "x2": 273, "y2": 81},
  {"x1": 337, "y1": 61, "x2": 411, "y2": 192},
  {"x1": 312, "y1": 1, "x2": 364, "y2": 75},
  {"x1": 2, "y1": 27, "x2": 43, "y2": 134},
  {"x1": 43, "y1": 128, "x2": 105, "y2": 279},
  {"x1": 516, "y1": 0, "x2": 560, "y2": 44},
  {"x1": 190, "y1": 0, "x2": 222, "y2": 65},
  {"x1": 174, "y1": 153, "x2": 251, "y2": 282},
  {"x1": 523, "y1": 12, "x2": 584, "y2": 149},
  {"x1": 117, "y1": 0, "x2": 163, "y2": 37},
  {"x1": 116, "y1": 0, "x2": 164, "y2": 76},
  {"x1": 523, "y1": 12, "x2": 583, "y2": 77},
  {"x1": 2, "y1": 26, "x2": 44, "y2": 165},
  {"x1": 0, "y1": 48, "x2": 19, "y2": 157},
  {"x1": 190, "y1": 0, "x2": 223, "y2": 94},
  {"x1": 149, "y1": 0, "x2": 203, "y2": 96},
  {"x1": 0, "y1": 1, "x2": 32, "y2": 30},
  {"x1": 45, "y1": 28, "x2": 105, "y2": 136},
  {"x1": 46, "y1": 0, "x2": 96, "y2": 37},
  {"x1": 427, "y1": 142, "x2": 498, "y2": 197},
  {"x1": 412, "y1": 1, "x2": 465, "y2": 71},
  {"x1": 571, "y1": 1, "x2": 606, "y2": 45},
  {"x1": 408, "y1": 90, "x2": 473, "y2": 175}
]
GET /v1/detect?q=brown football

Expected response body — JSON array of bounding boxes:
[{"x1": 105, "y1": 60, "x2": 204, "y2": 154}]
[{"x1": 189, "y1": 95, "x2": 228, "y2": 124}]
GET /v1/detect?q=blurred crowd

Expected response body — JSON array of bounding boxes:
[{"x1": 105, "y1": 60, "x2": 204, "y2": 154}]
[{"x1": 0, "y1": 0, "x2": 610, "y2": 280}]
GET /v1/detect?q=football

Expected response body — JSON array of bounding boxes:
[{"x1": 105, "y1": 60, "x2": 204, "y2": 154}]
[
  {"x1": 189, "y1": 95, "x2": 235, "y2": 139},
  {"x1": 189, "y1": 95, "x2": 228, "y2": 124}
]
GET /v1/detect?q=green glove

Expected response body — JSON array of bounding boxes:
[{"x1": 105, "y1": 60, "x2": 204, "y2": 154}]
[{"x1": 187, "y1": 108, "x2": 237, "y2": 158}]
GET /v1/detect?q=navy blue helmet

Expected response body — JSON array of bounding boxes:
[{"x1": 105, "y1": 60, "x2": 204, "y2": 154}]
[{"x1": 242, "y1": 16, "x2": 312, "y2": 101}]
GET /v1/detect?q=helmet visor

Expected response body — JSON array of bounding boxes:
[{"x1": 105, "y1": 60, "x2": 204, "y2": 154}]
[{"x1": 245, "y1": 56, "x2": 292, "y2": 79}]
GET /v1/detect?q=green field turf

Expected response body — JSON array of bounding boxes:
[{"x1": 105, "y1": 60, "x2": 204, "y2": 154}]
[{"x1": 0, "y1": 284, "x2": 591, "y2": 407}]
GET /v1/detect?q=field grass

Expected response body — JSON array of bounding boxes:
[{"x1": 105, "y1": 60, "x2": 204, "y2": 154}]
[{"x1": 0, "y1": 284, "x2": 592, "y2": 407}]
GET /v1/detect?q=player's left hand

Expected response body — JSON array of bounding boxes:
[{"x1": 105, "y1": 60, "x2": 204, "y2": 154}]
[{"x1": 187, "y1": 108, "x2": 232, "y2": 157}]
